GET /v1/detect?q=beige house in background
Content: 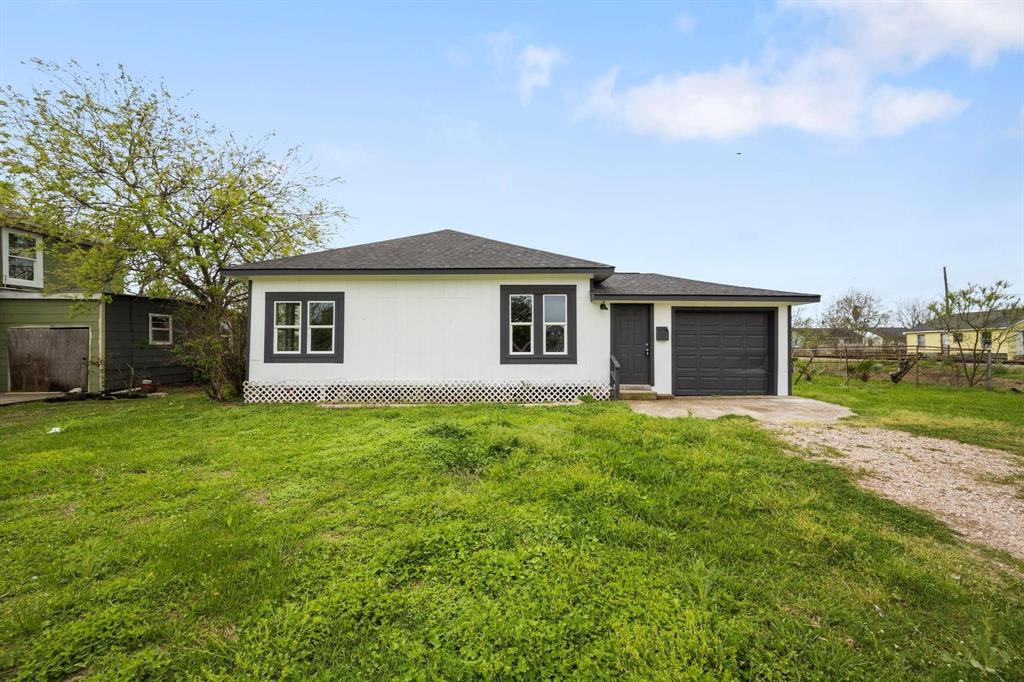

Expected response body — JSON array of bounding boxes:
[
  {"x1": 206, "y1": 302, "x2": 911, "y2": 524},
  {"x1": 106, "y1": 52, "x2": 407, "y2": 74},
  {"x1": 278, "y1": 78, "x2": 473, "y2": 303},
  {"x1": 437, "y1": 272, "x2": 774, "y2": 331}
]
[{"x1": 905, "y1": 310, "x2": 1024, "y2": 360}]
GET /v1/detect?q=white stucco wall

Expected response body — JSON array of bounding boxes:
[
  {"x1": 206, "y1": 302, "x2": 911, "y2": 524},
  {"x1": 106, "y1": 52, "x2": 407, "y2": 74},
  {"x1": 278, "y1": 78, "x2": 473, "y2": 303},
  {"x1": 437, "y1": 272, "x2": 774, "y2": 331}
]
[
  {"x1": 248, "y1": 274, "x2": 610, "y2": 384},
  {"x1": 247, "y1": 275, "x2": 796, "y2": 397}
]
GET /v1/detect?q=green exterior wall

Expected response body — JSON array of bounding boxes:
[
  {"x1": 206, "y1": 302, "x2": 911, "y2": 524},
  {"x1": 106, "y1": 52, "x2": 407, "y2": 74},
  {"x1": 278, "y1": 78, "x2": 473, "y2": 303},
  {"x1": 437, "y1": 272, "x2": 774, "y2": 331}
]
[{"x1": 0, "y1": 298, "x2": 103, "y2": 392}]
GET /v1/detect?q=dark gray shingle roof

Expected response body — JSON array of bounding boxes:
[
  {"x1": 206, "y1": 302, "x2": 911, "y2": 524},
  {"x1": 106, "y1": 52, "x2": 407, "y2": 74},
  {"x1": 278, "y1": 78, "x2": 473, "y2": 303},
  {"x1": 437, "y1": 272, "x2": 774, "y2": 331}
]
[
  {"x1": 225, "y1": 229, "x2": 612, "y2": 275},
  {"x1": 592, "y1": 273, "x2": 819, "y2": 301}
]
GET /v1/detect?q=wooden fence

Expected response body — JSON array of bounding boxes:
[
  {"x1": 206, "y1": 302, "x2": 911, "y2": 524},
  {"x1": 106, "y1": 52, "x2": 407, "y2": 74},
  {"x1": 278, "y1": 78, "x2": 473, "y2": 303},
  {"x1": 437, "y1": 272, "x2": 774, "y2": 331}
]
[{"x1": 792, "y1": 345, "x2": 1011, "y2": 363}]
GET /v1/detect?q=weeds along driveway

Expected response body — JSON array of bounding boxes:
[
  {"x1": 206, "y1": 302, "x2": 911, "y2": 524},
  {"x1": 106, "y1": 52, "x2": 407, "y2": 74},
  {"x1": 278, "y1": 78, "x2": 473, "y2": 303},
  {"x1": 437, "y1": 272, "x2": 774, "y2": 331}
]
[{"x1": 774, "y1": 423, "x2": 1024, "y2": 561}]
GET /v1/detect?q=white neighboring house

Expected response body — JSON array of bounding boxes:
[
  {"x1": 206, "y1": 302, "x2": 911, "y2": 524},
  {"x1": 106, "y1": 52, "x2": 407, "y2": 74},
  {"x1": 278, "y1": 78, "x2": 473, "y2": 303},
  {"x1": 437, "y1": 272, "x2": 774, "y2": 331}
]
[{"x1": 225, "y1": 230, "x2": 819, "y2": 403}]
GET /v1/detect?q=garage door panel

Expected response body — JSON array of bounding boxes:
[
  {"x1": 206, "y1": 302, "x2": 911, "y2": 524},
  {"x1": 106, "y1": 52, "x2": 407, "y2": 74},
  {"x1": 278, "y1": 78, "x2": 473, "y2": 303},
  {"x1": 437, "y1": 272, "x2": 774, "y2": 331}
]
[
  {"x1": 672, "y1": 310, "x2": 773, "y2": 396},
  {"x1": 718, "y1": 355, "x2": 742, "y2": 370},
  {"x1": 675, "y1": 354, "x2": 698, "y2": 369}
]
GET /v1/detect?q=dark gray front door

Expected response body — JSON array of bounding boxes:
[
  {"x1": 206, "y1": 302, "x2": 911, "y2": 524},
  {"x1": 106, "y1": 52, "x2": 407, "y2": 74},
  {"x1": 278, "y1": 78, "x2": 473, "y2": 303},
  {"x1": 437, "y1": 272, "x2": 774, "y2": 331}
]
[
  {"x1": 672, "y1": 309, "x2": 773, "y2": 395},
  {"x1": 611, "y1": 304, "x2": 651, "y2": 385}
]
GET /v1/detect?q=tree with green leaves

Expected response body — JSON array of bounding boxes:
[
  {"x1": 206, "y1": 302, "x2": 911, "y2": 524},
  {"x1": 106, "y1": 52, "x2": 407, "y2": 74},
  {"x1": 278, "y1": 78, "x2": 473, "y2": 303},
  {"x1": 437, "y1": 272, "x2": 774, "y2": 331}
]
[
  {"x1": 927, "y1": 280, "x2": 1022, "y2": 388},
  {"x1": 0, "y1": 60, "x2": 347, "y2": 399}
]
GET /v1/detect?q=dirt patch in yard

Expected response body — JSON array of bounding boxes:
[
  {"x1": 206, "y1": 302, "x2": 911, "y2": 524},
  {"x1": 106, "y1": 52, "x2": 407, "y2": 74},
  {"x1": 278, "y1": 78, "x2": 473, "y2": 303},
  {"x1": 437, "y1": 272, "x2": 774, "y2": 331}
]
[{"x1": 772, "y1": 423, "x2": 1024, "y2": 561}]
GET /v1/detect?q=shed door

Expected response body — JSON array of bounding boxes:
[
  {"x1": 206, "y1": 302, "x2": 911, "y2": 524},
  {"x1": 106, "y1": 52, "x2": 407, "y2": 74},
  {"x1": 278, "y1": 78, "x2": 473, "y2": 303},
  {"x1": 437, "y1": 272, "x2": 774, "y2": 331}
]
[
  {"x1": 672, "y1": 310, "x2": 772, "y2": 395},
  {"x1": 8, "y1": 328, "x2": 90, "y2": 392}
]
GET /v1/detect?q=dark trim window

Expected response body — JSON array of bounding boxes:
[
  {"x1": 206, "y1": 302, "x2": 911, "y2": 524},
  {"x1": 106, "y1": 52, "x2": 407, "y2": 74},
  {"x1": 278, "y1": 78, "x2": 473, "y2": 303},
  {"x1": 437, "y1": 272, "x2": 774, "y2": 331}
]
[
  {"x1": 499, "y1": 285, "x2": 576, "y2": 364},
  {"x1": 148, "y1": 313, "x2": 173, "y2": 346},
  {"x1": 264, "y1": 292, "x2": 344, "y2": 363}
]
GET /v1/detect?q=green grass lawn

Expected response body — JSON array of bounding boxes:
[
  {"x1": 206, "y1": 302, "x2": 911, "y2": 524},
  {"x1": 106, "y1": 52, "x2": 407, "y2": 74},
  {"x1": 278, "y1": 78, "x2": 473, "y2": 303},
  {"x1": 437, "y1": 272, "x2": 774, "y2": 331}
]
[
  {"x1": 2, "y1": 394, "x2": 1022, "y2": 679},
  {"x1": 794, "y1": 376, "x2": 1024, "y2": 456}
]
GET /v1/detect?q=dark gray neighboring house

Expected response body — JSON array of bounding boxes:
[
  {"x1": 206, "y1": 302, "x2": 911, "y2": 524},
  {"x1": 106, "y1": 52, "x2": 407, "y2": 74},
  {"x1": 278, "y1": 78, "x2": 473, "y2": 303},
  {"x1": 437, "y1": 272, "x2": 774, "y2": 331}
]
[{"x1": 103, "y1": 294, "x2": 195, "y2": 390}]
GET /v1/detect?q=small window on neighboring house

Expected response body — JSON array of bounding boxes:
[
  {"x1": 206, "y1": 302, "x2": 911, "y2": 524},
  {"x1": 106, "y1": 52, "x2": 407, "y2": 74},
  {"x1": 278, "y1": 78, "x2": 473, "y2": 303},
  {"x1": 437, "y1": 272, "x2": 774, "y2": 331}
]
[
  {"x1": 953, "y1": 332, "x2": 964, "y2": 343},
  {"x1": 543, "y1": 294, "x2": 567, "y2": 354},
  {"x1": 2, "y1": 227, "x2": 43, "y2": 288},
  {"x1": 274, "y1": 301, "x2": 301, "y2": 354},
  {"x1": 307, "y1": 301, "x2": 335, "y2": 353},
  {"x1": 916, "y1": 334, "x2": 926, "y2": 347},
  {"x1": 509, "y1": 294, "x2": 533, "y2": 354},
  {"x1": 981, "y1": 331, "x2": 992, "y2": 347},
  {"x1": 149, "y1": 314, "x2": 173, "y2": 346},
  {"x1": 941, "y1": 333, "x2": 951, "y2": 348}
]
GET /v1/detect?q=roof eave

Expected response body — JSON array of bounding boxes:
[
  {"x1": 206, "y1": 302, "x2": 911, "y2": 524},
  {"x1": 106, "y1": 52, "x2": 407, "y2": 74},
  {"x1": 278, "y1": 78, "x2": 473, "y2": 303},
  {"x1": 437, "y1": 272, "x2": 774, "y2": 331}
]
[
  {"x1": 590, "y1": 293, "x2": 821, "y2": 303},
  {"x1": 223, "y1": 266, "x2": 616, "y2": 279}
]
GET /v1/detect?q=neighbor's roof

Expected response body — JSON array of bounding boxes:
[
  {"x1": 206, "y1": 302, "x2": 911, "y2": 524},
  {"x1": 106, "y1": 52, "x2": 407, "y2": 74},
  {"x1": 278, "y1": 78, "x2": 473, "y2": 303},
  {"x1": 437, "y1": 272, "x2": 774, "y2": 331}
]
[
  {"x1": 591, "y1": 272, "x2": 819, "y2": 302},
  {"x1": 224, "y1": 229, "x2": 614, "y2": 277},
  {"x1": 909, "y1": 309, "x2": 1022, "y2": 332}
]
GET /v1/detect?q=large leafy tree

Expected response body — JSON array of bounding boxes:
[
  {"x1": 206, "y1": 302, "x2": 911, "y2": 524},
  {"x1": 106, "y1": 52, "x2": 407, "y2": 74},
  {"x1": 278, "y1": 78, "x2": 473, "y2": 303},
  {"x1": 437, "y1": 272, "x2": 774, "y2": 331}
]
[{"x1": 0, "y1": 60, "x2": 347, "y2": 399}]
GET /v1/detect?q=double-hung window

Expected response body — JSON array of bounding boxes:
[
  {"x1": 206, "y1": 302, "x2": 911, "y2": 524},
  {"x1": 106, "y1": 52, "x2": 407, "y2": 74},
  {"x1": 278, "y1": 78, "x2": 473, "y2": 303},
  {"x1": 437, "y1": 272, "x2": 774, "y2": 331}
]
[
  {"x1": 149, "y1": 314, "x2": 173, "y2": 346},
  {"x1": 2, "y1": 227, "x2": 43, "y2": 288},
  {"x1": 509, "y1": 294, "x2": 533, "y2": 354},
  {"x1": 307, "y1": 301, "x2": 336, "y2": 353},
  {"x1": 500, "y1": 285, "x2": 576, "y2": 364},
  {"x1": 543, "y1": 294, "x2": 567, "y2": 355},
  {"x1": 274, "y1": 301, "x2": 301, "y2": 354},
  {"x1": 265, "y1": 293, "x2": 344, "y2": 363}
]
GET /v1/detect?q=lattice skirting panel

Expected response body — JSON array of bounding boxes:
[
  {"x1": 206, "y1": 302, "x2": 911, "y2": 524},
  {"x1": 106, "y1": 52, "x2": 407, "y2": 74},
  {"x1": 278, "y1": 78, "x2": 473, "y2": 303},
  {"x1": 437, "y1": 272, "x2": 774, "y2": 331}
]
[{"x1": 243, "y1": 379, "x2": 612, "y2": 404}]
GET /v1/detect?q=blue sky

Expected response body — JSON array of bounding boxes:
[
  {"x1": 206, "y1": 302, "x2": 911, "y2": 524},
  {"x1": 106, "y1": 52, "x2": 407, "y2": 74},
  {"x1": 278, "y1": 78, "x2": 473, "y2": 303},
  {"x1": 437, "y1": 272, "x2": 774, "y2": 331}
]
[{"x1": 2, "y1": 0, "x2": 1022, "y2": 315}]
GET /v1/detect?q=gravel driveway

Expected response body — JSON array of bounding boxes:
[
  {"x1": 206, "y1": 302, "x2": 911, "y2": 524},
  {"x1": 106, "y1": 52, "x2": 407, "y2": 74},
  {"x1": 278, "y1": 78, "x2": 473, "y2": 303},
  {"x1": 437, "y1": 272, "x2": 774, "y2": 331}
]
[{"x1": 773, "y1": 423, "x2": 1024, "y2": 560}]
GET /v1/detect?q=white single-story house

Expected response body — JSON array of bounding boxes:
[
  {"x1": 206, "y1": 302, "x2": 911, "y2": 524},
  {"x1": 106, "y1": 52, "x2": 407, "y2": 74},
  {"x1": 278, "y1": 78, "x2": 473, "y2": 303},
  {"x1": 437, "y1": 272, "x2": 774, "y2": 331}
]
[{"x1": 224, "y1": 230, "x2": 819, "y2": 403}]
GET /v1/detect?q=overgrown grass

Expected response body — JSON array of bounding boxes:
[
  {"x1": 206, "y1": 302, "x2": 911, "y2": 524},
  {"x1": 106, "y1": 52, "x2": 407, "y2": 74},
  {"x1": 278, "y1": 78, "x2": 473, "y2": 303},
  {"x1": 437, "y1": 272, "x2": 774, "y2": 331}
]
[
  {"x1": 1, "y1": 393, "x2": 1022, "y2": 679},
  {"x1": 795, "y1": 375, "x2": 1024, "y2": 456}
]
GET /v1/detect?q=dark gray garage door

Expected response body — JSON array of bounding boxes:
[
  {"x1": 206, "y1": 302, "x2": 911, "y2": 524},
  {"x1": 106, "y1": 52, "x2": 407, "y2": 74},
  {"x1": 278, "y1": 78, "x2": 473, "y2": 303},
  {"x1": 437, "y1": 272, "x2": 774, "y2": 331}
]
[{"x1": 672, "y1": 310, "x2": 773, "y2": 396}]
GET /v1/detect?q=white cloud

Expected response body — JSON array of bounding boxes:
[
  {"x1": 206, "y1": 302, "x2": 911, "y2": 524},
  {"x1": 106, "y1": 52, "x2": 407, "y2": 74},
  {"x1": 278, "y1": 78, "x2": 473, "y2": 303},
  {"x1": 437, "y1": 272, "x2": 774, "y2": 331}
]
[
  {"x1": 577, "y1": 0, "x2": 1016, "y2": 140},
  {"x1": 867, "y1": 87, "x2": 969, "y2": 136},
  {"x1": 517, "y1": 45, "x2": 565, "y2": 103},
  {"x1": 674, "y1": 12, "x2": 696, "y2": 35},
  {"x1": 786, "y1": 0, "x2": 1024, "y2": 68}
]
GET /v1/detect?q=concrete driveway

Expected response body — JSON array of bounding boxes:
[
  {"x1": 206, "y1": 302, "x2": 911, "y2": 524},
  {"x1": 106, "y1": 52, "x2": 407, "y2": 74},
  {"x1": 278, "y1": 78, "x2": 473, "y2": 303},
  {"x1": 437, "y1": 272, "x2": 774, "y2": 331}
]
[{"x1": 628, "y1": 396, "x2": 853, "y2": 424}]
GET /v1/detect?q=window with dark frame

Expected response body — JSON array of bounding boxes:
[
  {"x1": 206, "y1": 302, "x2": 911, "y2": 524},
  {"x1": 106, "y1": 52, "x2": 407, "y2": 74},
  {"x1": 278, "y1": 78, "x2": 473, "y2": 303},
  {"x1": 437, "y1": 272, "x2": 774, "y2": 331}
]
[
  {"x1": 264, "y1": 292, "x2": 344, "y2": 363},
  {"x1": 499, "y1": 285, "x2": 576, "y2": 364}
]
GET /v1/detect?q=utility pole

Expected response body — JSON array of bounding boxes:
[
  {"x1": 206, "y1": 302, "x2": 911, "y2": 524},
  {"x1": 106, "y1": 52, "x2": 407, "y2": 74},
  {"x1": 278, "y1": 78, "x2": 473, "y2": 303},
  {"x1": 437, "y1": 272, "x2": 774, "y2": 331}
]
[{"x1": 943, "y1": 267, "x2": 950, "y2": 313}]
